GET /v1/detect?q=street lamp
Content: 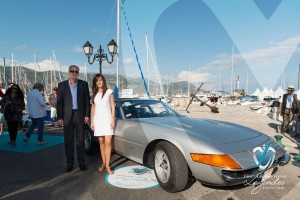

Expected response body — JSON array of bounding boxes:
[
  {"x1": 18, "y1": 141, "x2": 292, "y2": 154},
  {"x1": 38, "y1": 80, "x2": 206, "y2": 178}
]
[{"x1": 83, "y1": 39, "x2": 118, "y2": 74}]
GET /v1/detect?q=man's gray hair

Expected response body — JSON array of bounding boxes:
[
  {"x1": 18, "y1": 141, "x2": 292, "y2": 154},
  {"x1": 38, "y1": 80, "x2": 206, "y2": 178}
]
[{"x1": 33, "y1": 83, "x2": 44, "y2": 90}]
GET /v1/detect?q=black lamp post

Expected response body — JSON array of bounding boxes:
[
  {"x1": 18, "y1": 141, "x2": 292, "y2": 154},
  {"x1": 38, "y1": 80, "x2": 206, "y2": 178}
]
[{"x1": 83, "y1": 39, "x2": 118, "y2": 74}]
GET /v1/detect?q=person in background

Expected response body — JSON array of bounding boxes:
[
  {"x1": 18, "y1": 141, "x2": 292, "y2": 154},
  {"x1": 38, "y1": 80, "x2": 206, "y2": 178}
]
[
  {"x1": 23, "y1": 83, "x2": 48, "y2": 145},
  {"x1": 8, "y1": 82, "x2": 15, "y2": 89},
  {"x1": 0, "y1": 81, "x2": 6, "y2": 136},
  {"x1": 48, "y1": 87, "x2": 58, "y2": 127},
  {"x1": 0, "y1": 84, "x2": 25, "y2": 145},
  {"x1": 279, "y1": 85, "x2": 299, "y2": 134},
  {"x1": 57, "y1": 65, "x2": 91, "y2": 172},
  {"x1": 91, "y1": 74, "x2": 115, "y2": 175}
]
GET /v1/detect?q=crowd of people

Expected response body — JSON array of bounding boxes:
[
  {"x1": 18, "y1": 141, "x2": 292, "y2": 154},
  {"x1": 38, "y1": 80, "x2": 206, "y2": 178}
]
[{"x1": 0, "y1": 64, "x2": 115, "y2": 174}]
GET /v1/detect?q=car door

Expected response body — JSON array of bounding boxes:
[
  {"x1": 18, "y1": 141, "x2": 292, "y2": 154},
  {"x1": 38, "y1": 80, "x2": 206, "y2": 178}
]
[{"x1": 113, "y1": 100, "x2": 149, "y2": 164}]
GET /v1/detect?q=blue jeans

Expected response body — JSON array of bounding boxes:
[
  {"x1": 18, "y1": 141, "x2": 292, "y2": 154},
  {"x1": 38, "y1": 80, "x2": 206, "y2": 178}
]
[{"x1": 26, "y1": 117, "x2": 45, "y2": 141}]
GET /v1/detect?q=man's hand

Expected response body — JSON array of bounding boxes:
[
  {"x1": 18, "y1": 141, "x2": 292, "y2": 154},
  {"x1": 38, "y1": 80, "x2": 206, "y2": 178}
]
[
  {"x1": 58, "y1": 119, "x2": 64, "y2": 126},
  {"x1": 84, "y1": 117, "x2": 89, "y2": 124}
]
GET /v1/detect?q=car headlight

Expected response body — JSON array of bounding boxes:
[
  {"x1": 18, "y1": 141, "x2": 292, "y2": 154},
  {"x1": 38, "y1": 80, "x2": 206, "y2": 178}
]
[{"x1": 190, "y1": 153, "x2": 241, "y2": 169}]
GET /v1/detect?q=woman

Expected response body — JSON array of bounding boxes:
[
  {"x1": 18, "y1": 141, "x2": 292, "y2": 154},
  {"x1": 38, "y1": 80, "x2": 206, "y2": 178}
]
[
  {"x1": 0, "y1": 84, "x2": 25, "y2": 145},
  {"x1": 91, "y1": 74, "x2": 115, "y2": 175}
]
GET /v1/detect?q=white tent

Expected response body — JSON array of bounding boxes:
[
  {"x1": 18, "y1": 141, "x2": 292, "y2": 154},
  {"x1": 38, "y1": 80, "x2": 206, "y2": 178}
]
[
  {"x1": 294, "y1": 89, "x2": 300, "y2": 99},
  {"x1": 274, "y1": 86, "x2": 285, "y2": 98},
  {"x1": 259, "y1": 87, "x2": 274, "y2": 100},
  {"x1": 270, "y1": 89, "x2": 274, "y2": 97},
  {"x1": 251, "y1": 88, "x2": 261, "y2": 96}
]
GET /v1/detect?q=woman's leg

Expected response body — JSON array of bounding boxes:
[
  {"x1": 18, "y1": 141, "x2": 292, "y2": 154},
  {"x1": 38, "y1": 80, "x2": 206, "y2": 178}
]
[
  {"x1": 11, "y1": 120, "x2": 19, "y2": 142},
  {"x1": 105, "y1": 135, "x2": 113, "y2": 174},
  {"x1": 98, "y1": 136, "x2": 106, "y2": 171},
  {"x1": 7, "y1": 121, "x2": 13, "y2": 142}
]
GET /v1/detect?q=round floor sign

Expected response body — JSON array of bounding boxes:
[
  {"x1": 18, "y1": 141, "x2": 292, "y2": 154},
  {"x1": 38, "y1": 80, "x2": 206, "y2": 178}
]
[{"x1": 106, "y1": 165, "x2": 159, "y2": 189}]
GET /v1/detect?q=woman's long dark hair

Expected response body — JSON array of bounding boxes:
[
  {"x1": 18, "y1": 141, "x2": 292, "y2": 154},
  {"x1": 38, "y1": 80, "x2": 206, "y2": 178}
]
[
  {"x1": 4, "y1": 84, "x2": 24, "y2": 99},
  {"x1": 92, "y1": 74, "x2": 107, "y2": 104}
]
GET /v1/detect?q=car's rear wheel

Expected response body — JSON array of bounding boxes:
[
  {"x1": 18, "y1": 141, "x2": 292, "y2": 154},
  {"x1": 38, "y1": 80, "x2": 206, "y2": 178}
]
[
  {"x1": 84, "y1": 125, "x2": 99, "y2": 155},
  {"x1": 154, "y1": 141, "x2": 189, "y2": 192}
]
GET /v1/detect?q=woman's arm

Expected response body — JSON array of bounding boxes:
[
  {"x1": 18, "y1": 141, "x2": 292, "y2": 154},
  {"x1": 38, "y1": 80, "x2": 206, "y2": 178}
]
[
  {"x1": 110, "y1": 93, "x2": 115, "y2": 118},
  {"x1": 110, "y1": 93, "x2": 116, "y2": 129},
  {"x1": 90, "y1": 103, "x2": 95, "y2": 129}
]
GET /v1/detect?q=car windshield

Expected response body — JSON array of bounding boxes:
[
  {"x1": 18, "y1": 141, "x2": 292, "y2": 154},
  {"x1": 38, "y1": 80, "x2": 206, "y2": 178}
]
[{"x1": 121, "y1": 99, "x2": 180, "y2": 119}]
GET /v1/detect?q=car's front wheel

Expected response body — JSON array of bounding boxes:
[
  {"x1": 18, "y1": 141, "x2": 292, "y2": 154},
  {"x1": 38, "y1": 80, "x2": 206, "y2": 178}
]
[
  {"x1": 84, "y1": 125, "x2": 99, "y2": 155},
  {"x1": 154, "y1": 141, "x2": 189, "y2": 192}
]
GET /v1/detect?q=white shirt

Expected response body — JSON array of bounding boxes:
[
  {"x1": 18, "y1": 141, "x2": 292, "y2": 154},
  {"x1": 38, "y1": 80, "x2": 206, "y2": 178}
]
[
  {"x1": 27, "y1": 89, "x2": 47, "y2": 118},
  {"x1": 0, "y1": 88, "x2": 5, "y2": 100},
  {"x1": 279, "y1": 94, "x2": 293, "y2": 109}
]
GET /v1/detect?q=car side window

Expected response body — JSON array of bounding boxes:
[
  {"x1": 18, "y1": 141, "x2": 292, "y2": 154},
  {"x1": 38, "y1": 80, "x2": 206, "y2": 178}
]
[{"x1": 115, "y1": 104, "x2": 122, "y2": 119}]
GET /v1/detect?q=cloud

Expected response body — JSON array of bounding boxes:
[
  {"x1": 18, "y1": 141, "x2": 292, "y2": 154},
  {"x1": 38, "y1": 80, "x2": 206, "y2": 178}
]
[
  {"x1": 24, "y1": 59, "x2": 67, "y2": 72},
  {"x1": 73, "y1": 45, "x2": 83, "y2": 53},
  {"x1": 123, "y1": 58, "x2": 134, "y2": 65},
  {"x1": 196, "y1": 35, "x2": 300, "y2": 88},
  {"x1": 178, "y1": 70, "x2": 210, "y2": 83},
  {"x1": 241, "y1": 36, "x2": 300, "y2": 70},
  {"x1": 15, "y1": 44, "x2": 26, "y2": 51},
  {"x1": 200, "y1": 36, "x2": 300, "y2": 72},
  {"x1": 23, "y1": 59, "x2": 94, "y2": 73}
]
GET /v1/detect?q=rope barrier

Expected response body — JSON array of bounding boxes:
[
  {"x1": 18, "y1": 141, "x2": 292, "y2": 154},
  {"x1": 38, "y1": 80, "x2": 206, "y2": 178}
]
[{"x1": 122, "y1": 5, "x2": 151, "y2": 98}]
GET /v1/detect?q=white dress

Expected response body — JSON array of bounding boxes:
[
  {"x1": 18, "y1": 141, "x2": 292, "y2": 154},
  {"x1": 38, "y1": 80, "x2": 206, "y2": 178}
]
[{"x1": 93, "y1": 89, "x2": 114, "y2": 136}]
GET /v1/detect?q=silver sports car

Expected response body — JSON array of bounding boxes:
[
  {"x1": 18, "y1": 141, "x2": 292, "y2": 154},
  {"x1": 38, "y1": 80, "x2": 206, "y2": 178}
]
[{"x1": 85, "y1": 98, "x2": 290, "y2": 192}]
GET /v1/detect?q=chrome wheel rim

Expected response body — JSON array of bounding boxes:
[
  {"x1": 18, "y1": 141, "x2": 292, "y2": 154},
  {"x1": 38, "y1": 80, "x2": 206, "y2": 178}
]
[
  {"x1": 84, "y1": 131, "x2": 91, "y2": 150},
  {"x1": 155, "y1": 150, "x2": 170, "y2": 183}
]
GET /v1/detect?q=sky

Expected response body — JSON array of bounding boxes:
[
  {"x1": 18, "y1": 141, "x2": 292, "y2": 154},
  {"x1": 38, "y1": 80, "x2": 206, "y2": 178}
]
[{"x1": 1, "y1": 0, "x2": 300, "y2": 94}]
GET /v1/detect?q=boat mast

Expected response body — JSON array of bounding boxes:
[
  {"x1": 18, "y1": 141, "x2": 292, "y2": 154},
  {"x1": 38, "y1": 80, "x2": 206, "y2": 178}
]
[
  {"x1": 84, "y1": 63, "x2": 88, "y2": 82},
  {"x1": 246, "y1": 73, "x2": 249, "y2": 94},
  {"x1": 188, "y1": 67, "x2": 190, "y2": 96},
  {"x1": 116, "y1": 0, "x2": 120, "y2": 88},
  {"x1": 11, "y1": 53, "x2": 14, "y2": 83},
  {"x1": 34, "y1": 53, "x2": 37, "y2": 83},
  {"x1": 219, "y1": 71, "x2": 222, "y2": 92},
  {"x1": 50, "y1": 57, "x2": 53, "y2": 92},
  {"x1": 230, "y1": 42, "x2": 234, "y2": 95},
  {"x1": 281, "y1": 64, "x2": 283, "y2": 90},
  {"x1": 146, "y1": 33, "x2": 150, "y2": 91},
  {"x1": 3, "y1": 58, "x2": 6, "y2": 86},
  {"x1": 298, "y1": 64, "x2": 300, "y2": 90}
]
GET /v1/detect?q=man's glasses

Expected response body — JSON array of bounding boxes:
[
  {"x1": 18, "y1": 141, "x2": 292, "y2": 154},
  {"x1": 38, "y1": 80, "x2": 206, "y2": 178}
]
[
  {"x1": 69, "y1": 70, "x2": 79, "y2": 74},
  {"x1": 11, "y1": 87, "x2": 18, "y2": 90}
]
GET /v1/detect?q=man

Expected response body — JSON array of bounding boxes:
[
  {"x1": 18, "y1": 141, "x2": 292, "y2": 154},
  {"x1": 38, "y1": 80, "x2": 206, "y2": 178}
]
[
  {"x1": 0, "y1": 81, "x2": 6, "y2": 136},
  {"x1": 57, "y1": 65, "x2": 91, "y2": 172},
  {"x1": 48, "y1": 87, "x2": 58, "y2": 127},
  {"x1": 279, "y1": 85, "x2": 299, "y2": 134},
  {"x1": 23, "y1": 83, "x2": 48, "y2": 144}
]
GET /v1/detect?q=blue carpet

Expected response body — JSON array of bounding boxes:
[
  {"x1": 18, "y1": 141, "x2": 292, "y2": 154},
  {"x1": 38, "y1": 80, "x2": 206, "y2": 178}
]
[{"x1": 0, "y1": 132, "x2": 64, "y2": 153}]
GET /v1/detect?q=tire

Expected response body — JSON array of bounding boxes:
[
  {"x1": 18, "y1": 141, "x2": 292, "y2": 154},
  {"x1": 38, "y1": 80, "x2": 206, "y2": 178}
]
[
  {"x1": 154, "y1": 141, "x2": 189, "y2": 193},
  {"x1": 84, "y1": 125, "x2": 99, "y2": 155}
]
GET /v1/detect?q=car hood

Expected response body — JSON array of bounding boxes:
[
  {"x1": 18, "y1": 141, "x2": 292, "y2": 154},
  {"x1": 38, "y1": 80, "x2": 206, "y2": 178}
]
[{"x1": 140, "y1": 116, "x2": 263, "y2": 145}]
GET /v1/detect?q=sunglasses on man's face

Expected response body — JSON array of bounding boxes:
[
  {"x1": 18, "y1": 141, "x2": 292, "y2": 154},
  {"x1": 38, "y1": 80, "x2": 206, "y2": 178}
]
[
  {"x1": 11, "y1": 87, "x2": 18, "y2": 90},
  {"x1": 69, "y1": 70, "x2": 79, "y2": 74}
]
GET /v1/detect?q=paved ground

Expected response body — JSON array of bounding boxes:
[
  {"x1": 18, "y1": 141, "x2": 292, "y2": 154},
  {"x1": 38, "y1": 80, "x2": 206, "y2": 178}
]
[{"x1": 0, "y1": 104, "x2": 299, "y2": 200}]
